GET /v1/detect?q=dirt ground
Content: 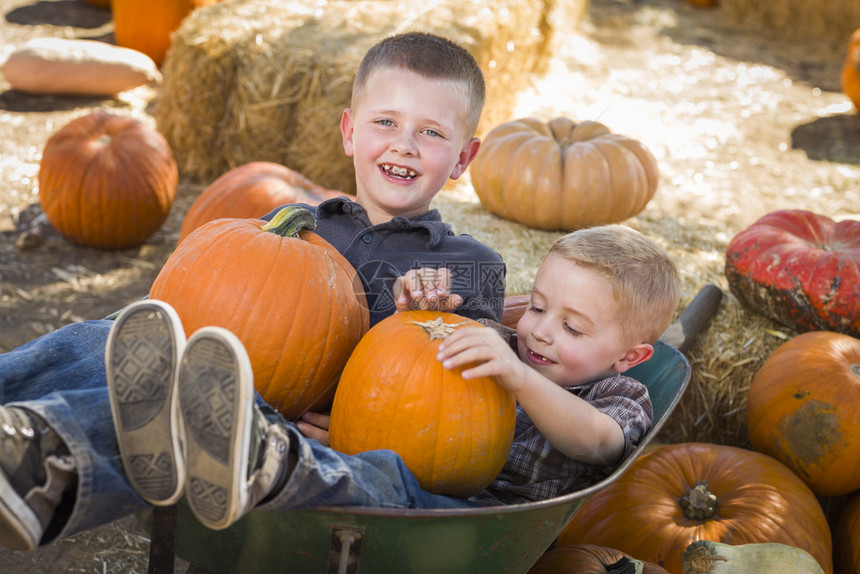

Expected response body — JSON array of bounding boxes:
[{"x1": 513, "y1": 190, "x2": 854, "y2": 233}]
[{"x1": 0, "y1": 0, "x2": 858, "y2": 572}]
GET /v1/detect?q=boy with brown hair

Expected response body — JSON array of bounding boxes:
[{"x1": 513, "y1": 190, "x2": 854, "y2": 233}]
[{"x1": 0, "y1": 31, "x2": 504, "y2": 550}]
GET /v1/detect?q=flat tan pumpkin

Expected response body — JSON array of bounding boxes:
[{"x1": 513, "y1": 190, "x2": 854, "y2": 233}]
[{"x1": 470, "y1": 117, "x2": 659, "y2": 230}]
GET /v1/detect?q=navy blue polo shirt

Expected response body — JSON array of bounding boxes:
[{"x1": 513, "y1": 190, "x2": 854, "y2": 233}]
[{"x1": 262, "y1": 197, "x2": 506, "y2": 326}]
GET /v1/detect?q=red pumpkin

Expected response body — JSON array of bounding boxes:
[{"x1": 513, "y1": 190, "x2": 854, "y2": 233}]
[
  {"x1": 150, "y1": 206, "x2": 369, "y2": 419},
  {"x1": 38, "y1": 111, "x2": 177, "y2": 249},
  {"x1": 747, "y1": 331, "x2": 860, "y2": 497},
  {"x1": 329, "y1": 311, "x2": 516, "y2": 498},
  {"x1": 178, "y1": 162, "x2": 349, "y2": 244},
  {"x1": 527, "y1": 544, "x2": 670, "y2": 574},
  {"x1": 557, "y1": 442, "x2": 833, "y2": 574},
  {"x1": 724, "y1": 210, "x2": 860, "y2": 337}
]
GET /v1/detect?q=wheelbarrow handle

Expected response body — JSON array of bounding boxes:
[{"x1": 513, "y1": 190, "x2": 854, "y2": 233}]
[{"x1": 659, "y1": 284, "x2": 723, "y2": 355}]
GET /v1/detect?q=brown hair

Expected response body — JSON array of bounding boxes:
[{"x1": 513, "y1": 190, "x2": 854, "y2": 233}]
[
  {"x1": 547, "y1": 225, "x2": 681, "y2": 344},
  {"x1": 353, "y1": 32, "x2": 486, "y2": 137}
]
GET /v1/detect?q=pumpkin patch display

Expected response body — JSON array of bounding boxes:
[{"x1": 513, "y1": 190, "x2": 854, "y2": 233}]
[
  {"x1": 842, "y1": 28, "x2": 860, "y2": 110},
  {"x1": 724, "y1": 210, "x2": 860, "y2": 338},
  {"x1": 557, "y1": 442, "x2": 832, "y2": 574},
  {"x1": 747, "y1": 331, "x2": 860, "y2": 497},
  {"x1": 150, "y1": 206, "x2": 369, "y2": 419},
  {"x1": 112, "y1": 0, "x2": 220, "y2": 66},
  {"x1": 38, "y1": 110, "x2": 177, "y2": 249},
  {"x1": 178, "y1": 161, "x2": 349, "y2": 243},
  {"x1": 527, "y1": 544, "x2": 670, "y2": 574},
  {"x1": 470, "y1": 117, "x2": 659, "y2": 231},
  {"x1": 329, "y1": 311, "x2": 516, "y2": 498}
]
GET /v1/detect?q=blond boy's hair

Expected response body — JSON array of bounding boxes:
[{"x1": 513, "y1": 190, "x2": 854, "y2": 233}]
[
  {"x1": 548, "y1": 225, "x2": 681, "y2": 345},
  {"x1": 352, "y1": 32, "x2": 486, "y2": 138}
]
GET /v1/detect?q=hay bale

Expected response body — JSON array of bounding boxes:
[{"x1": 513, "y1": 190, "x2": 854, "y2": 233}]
[
  {"x1": 155, "y1": 0, "x2": 588, "y2": 189},
  {"x1": 720, "y1": 0, "x2": 860, "y2": 42}
]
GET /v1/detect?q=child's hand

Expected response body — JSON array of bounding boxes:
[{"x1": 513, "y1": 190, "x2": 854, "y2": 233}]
[
  {"x1": 296, "y1": 411, "x2": 331, "y2": 446},
  {"x1": 437, "y1": 326, "x2": 528, "y2": 392},
  {"x1": 393, "y1": 267, "x2": 464, "y2": 312}
]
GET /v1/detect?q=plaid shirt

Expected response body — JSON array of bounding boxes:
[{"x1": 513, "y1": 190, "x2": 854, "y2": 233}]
[{"x1": 470, "y1": 323, "x2": 653, "y2": 506}]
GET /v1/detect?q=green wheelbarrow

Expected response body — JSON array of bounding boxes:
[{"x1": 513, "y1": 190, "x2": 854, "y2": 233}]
[{"x1": 145, "y1": 285, "x2": 723, "y2": 574}]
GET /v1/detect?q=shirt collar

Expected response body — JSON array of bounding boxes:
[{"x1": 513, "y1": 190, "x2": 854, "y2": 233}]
[{"x1": 317, "y1": 196, "x2": 453, "y2": 247}]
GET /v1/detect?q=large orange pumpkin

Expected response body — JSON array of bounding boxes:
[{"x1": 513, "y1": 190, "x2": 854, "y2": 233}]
[
  {"x1": 834, "y1": 491, "x2": 860, "y2": 574},
  {"x1": 470, "y1": 117, "x2": 659, "y2": 231},
  {"x1": 329, "y1": 311, "x2": 516, "y2": 498},
  {"x1": 150, "y1": 206, "x2": 369, "y2": 419},
  {"x1": 178, "y1": 161, "x2": 350, "y2": 244},
  {"x1": 527, "y1": 544, "x2": 670, "y2": 574},
  {"x1": 112, "y1": 0, "x2": 220, "y2": 66},
  {"x1": 38, "y1": 110, "x2": 177, "y2": 249},
  {"x1": 724, "y1": 210, "x2": 860, "y2": 338},
  {"x1": 557, "y1": 442, "x2": 833, "y2": 574},
  {"x1": 842, "y1": 29, "x2": 860, "y2": 110},
  {"x1": 747, "y1": 331, "x2": 860, "y2": 497}
]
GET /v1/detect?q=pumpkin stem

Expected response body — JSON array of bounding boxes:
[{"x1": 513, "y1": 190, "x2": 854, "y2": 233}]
[
  {"x1": 679, "y1": 481, "x2": 718, "y2": 520},
  {"x1": 413, "y1": 317, "x2": 469, "y2": 340},
  {"x1": 851, "y1": 363, "x2": 860, "y2": 378},
  {"x1": 683, "y1": 540, "x2": 728, "y2": 574},
  {"x1": 261, "y1": 205, "x2": 317, "y2": 238}
]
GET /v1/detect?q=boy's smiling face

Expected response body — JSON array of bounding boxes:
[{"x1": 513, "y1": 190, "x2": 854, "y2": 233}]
[
  {"x1": 516, "y1": 253, "x2": 643, "y2": 388},
  {"x1": 341, "y1": 67, "x2": 480, "y2": 225}
]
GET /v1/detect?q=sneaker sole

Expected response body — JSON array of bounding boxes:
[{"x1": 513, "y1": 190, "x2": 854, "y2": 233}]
[
  {"x1": 0, "y1": 471, "x2": 40, "y2": 551},
  {"x1": 179, "y1": 327, "x2": 253, "y2": 531},
  {"x1": 106, "y1": 299, "x2": 186, "y2": 506}
]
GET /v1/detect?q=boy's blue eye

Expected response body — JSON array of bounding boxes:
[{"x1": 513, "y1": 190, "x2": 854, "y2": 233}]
[
  {"x1": 423, "y1": 128, "x2": 442, "y2": 138},
  {"x1": 377, "y1": 119, "x2": 394, "y2": 126}
]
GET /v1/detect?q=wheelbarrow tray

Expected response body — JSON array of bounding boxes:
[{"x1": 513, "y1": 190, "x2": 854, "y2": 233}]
[{"x1": 168, "y1": 339, "x2": 691, "y2": 574}]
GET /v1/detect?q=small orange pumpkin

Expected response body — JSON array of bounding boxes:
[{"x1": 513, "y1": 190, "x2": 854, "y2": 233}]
[
  {"x1": 178, "y1": 161, "x2": 349, "y2": 244},
  {"x1": 747, "y1": 331, "x2": 860, "y2": 497},
  {"x1": 470, "y1": 117, "x2": 659, "y2": 231},
  {"x1": 38, "y1": 110, "x2": 177, "y2": 249},
  {"x1": 329, "y1": 311, "x2": 516, "y2": 498},
  {"x1": 150, "y1": 206, "x2": 369, "y2": 419},
  {"x1": 112, "y1": 0, "x2": 220, "y2": 66},
  {"x1": 527, "y1": 544, "x2": 670, "y2": 574},
  {"x1": 557, "y1": 442, "x2": 833, "y2": 574},
  {"x1": 842, "y1": 29, "x2": 860, "y2": 110}
]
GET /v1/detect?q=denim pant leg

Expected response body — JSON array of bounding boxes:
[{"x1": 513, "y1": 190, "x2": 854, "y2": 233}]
[
  {"x1": 260, "y1": 424, "x2": 480, "y2": 512},
  {"x1": 0, "y1": 320, "x2": 148, "y2": 541}
]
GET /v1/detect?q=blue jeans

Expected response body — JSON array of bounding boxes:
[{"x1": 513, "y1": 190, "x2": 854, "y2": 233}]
[{"x1": 0, "y1": 321, "x2": 476, "y2": 544}]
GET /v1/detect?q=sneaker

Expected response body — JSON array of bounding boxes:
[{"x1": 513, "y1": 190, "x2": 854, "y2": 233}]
[
  {"x1": 0, "y1": 406, "x2": 75, "y2": 552},
  {"x1": 106, "y1": 299, "x2": 186, "y2": 506},
  {"x1": 178, "y1": 327, "x2": 289, "y2": 531}
]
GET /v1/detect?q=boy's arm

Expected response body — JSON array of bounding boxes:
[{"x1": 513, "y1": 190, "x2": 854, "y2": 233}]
[{"x1": 438, "y1": 326, "x2": 626, "y2": 466}]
